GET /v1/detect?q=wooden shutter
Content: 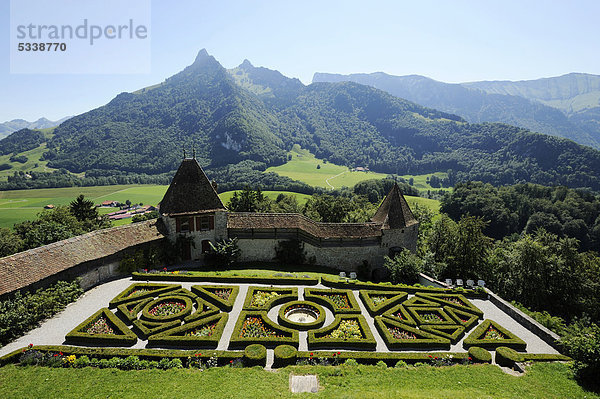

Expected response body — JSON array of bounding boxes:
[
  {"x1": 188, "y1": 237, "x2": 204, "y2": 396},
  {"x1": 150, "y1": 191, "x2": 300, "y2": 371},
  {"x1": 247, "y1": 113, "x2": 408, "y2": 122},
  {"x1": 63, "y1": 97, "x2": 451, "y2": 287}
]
[
  {"x1": 209, "y1": 216, "x2": 215, "y2": 230},
  {"x1": 175, "y1": 218, "x2": 181, "y2": 233},
  {"x1": 195, "y1": 216, "x2": 201, "y2": 231},
  {"x1": 188, "y1": 217, "x2": 195, "y2": 232}
]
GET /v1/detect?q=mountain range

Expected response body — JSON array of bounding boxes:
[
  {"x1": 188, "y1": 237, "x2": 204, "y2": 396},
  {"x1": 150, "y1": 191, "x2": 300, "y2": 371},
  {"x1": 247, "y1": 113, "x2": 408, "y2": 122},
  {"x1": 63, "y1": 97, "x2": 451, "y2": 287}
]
[
  {"x1": 313, "y1": 72, "x2": 600, "y2": 149},
  {"x1": 3, "y1": 49, "x2": 600, "y2": 191},
  {"x1": 0, "y1": 116, "x2": 71, "y2": 139}
]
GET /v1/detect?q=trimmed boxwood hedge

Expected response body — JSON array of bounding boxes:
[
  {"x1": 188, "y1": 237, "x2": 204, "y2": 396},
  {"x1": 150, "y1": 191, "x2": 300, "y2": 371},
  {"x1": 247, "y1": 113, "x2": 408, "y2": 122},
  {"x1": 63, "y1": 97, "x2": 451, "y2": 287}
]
[
  {"x1": 495, "y1": 346, "x2": 524, "y2": 368},
  {"x1": 402, "y1": 296, "x2": 440, "y2": 307},
  {"x1": 140, "y1": 295, "x2": 194, "y2": 323},
  {"x1": 0, "y1": 345, "x2": 244, "y2": 367},
  {"x1": 158, "y1": 287, "x2": 198, "y2": 299},
  {"x1": 183, "y1": 297, "x2": 220, "y2": 323},
  {"x1": 108, "y1": 283, "x2": 181, "y2": 308},
  {"x1": 468, "y1": 346, "x2": 492, "y2": 363},
  {"x1": 132, "y1": 272, "x2": 319, "y2": 285},
  {"x1": 65, "y1": 308, "x2": 138, "y2": 346},
  {"x1": 359, "y1": 290, "x2": 408, "y2": 316},
  {"x1": 308, "y1": 314, "x2": 376, "y2": 350},
  {"x1": 132, "y1": 319, "x2": 181, "y2": 340},
  {"x1": 273, "y1": 345, "x2": 298, "y2": 368},
  {"x1": 420, "y1": 325, "x2": 465, "y2": 344},
  {"x1": 116, "y1": 297, "x2": 153, "y2": 324},
  {"x1": 242, "y1": 286, "x2": 298, "y2": 311},
  {"x1": 406, "y1": 306, "x2": 457, "y2": 326},
  {"x1": 191, "y1": 285, "x2": 239, "y2": 312},
  {"x1": 463, "y1": 319, "x2": 527, "y2": 351},
  {"x1": 304, "y1": 288, "x2": 361, "y2": 314},
  {"x1": 445, "y1": 307, "x2": 480, "y2": 332},
  {"x1": 278, "y1": 301, "x2": 326, "y2": 331},
  {"x1": 381, "y1": 304, "x2": 417, "y2": 326},
  {"x1": 229, "y1": 311, "x2": 299, "y2": 349},
  {"x1": 521, "y1": 353, "x2": 571, "y2": 362},
  {"x1": 320, "y1": 276, "x2": 487, "y2": 298},
  {"x1": 374, "y1": 316, "x2": 451, "y2": 350},
  {"x1": 147, "y1": 313, "x2": 229, "y2": 348},
  {"x1": 244, "y1": 344, "x2": 267, "y2": 367},
  {"x1": 296, "y1": 351, "x2": 469, "y2": 366},
  {"x1": 415, "y1": 292, "x2": 484, "y2": 317}
]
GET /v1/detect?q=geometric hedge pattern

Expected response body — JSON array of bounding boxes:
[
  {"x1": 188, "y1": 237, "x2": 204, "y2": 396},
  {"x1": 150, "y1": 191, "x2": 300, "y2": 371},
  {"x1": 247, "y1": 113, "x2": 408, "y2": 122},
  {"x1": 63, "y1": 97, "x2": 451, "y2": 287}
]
[{"x1": 66, "y1": 283, "x2": 526, "y2": 352}]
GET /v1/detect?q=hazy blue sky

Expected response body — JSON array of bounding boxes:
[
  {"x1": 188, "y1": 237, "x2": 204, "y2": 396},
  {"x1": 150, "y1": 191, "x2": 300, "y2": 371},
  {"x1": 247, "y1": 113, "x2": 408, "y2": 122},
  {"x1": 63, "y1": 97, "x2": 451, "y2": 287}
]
[{"x1": 1, "y1": 0, "x2": 599, "y2": 121}]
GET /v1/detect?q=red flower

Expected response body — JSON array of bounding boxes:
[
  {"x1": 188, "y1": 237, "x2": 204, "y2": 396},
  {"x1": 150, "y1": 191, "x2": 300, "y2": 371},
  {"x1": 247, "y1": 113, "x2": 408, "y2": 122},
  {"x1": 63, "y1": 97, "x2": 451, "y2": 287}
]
[
  {"x1": 332, "y1": 353, "x2": 336, "y2": 357},
  {"x1": 230, "y1": 360, "x2": 233, "y2": 363},
  {"x1": 28, "y1": 343, "x2": 33, "y2": 348},
  {"x1": 468, "y1": 357, "x2": 472, "y2": 361},
  {"x1": 337, "y1": 352, "x2": 341, "y2": 355},
  {"x1": 428, "y1": 355, "x2": 432, "y2": 358},
  {"x1": 59, "y1": 352, "x2": 63, "y2": 356},
  {"x1": 310, "y1": 352, "x2": 313, "y2": 357}
]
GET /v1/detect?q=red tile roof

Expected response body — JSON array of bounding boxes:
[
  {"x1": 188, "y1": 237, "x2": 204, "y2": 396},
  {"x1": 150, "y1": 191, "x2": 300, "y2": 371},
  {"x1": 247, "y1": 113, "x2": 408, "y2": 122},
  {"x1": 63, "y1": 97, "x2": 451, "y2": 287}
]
[{"x1": 0, "y1": 220, "x2": 163, "y2": 296}]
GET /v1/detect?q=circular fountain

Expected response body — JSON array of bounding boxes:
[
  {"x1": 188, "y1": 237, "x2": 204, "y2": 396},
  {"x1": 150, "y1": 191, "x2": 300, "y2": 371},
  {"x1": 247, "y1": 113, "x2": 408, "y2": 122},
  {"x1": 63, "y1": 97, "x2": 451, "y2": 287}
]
[{"x1": 278, "y1": 301, "x2": 326, "y2": 330}]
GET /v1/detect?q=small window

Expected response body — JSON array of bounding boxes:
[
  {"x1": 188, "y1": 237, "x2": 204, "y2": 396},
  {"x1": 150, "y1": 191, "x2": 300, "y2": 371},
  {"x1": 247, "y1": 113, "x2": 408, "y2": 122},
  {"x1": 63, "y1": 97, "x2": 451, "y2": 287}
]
[
  {"x1": 196, "y1": 215, "x2": 214, "y2": 231},
  {"x1": 201, "y1": 240, "x2": 211, "y2": 253},
  {"x1": 180, "y1": 218, "x2": 190, "y2": 233}
]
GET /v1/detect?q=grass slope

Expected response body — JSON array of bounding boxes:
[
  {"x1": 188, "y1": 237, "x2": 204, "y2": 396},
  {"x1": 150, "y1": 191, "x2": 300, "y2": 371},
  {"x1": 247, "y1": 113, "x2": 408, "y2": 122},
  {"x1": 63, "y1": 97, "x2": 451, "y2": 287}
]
[
  {"x1": 0, "y1": 363, "x2": 595, "y2": 399},
  {"x1": 266, "y1": 145, "x2": 388, "y2": 189}
]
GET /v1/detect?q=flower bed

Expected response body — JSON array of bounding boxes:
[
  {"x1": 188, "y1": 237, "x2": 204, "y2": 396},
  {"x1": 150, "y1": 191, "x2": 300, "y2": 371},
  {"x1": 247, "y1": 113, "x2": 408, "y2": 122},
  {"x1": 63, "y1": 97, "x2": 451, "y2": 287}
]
[
  {"x1": 381, "y1": 304, "x2": 417, "y2": 326},
  {"x1": 308, "y1": 315, "x2": 376, "y2": 350},
  {"x1": 191, "y1": 285, "x2": 239, "y2": 312},
  {"x1": 109, "y1": 283, "x2": 181, "y2": 309},
  {"x1": 65, "y1": 308, "x2": 138, "y2": 346},
  {"x1": 463, "y1": 319, "x2": 527, "y2": 350},
  {"x1": 147, "y1": 313, "x2": 229, "y2": 348},
  {"x1": 242, "y1": 287, "x2": 297, "y2": 311},
  {"x1": 116, "y1": 298, "x2": 153, "y2": 323},
  {"x1": 419, "y1": 325, "x2": 465, "y2": 344},
  {"x1": 359, "y1": 290, "x2": 408, "y2": 316},
  {"x1": 304, "y1": 289, "x2": 361, "y2": 314},
  {"x1": 407, "y1": 307, "x2": 456, "y2": 326},
  {"x1": 415, "y1": 292, "x2": 484, "y2": 317},
  {"x1": 140, "y1": 296, "x2": 193, "y2": 322},
  {"x1": 445, "y1": 307, "x2": 480, "y2": 332},
  {"x1": 374, "y1": 316, "x2": 451, "y2": 350},
  {"x1": 229, "y1": 311, "x2": 298, "y2": 349}
]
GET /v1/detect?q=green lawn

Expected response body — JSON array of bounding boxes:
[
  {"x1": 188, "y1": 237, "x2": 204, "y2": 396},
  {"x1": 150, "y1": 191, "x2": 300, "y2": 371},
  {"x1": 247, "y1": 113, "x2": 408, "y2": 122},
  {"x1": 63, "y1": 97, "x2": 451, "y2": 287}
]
[
  {"x1": 400, "y1": 171, "x2": 452, "y2": 192},
  {"x1": 266, "y1": 145, "x2": 388, "y2": 189},
  {"x1": 0, "y1": 362, "x2": 595, "y2": 399}
]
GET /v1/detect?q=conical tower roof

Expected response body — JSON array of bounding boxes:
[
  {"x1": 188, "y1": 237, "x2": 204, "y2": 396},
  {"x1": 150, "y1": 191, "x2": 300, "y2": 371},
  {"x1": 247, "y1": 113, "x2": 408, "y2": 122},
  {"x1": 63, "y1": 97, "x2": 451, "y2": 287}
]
[
  {"x1": 371, "y1": 183, "x2": 418, "y2": 229},
  {"x1": 159, "y1": 158, "x2": 226, "y2": 216}
]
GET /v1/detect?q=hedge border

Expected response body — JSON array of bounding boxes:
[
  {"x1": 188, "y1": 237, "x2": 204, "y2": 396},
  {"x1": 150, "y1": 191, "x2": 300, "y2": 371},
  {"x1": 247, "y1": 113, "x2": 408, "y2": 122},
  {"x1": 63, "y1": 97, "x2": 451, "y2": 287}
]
[
  {"x1": 495, "y1": 346, "x2": 524, "y2": 368},
  {"x1": 406, "y1": 306, "x2": 457, "y2": 326},
  {"x1": 116, "y1": 297, "x2": 153, "y2": 324},
  {"x1": 108, "y1": 283, "x2": 181, "y2": 308},
  {"x1": 132, "y1": 319, "x2": 181, "y2": 340},
  {"x1": 132, "y1": 272, "x2": 319, "y2": 285},
  {"x1": 374, "y1": 316, "x2": 451, "y2": 350},
  {"x1": 191, "y1": 285, "x2": 239, "y2": 312},
  {"x1": 463, "y1": 319, "x2": 527, "y2": 351},
  {"x1": 242, "y1": 286, "x2": 298, "y2": 311},
  {"x1": 243, "y1": 344, "x2": 267, "y2": 367},
  {"x1": 0, "y1": 345, "x2": 244, "y2": 367},
  {"x1": 467, "y1": 347, "x2": 492, "y2": 364},
  {"x1": 358, "y1": 290, "x2": 408, "y2": 316},
  {"x1": 295, "y1": 351, "x2": 469, "y2": 366},
  {"x1": 415, "y1": 292, "x2": 484, "y2": 317},
  {"x1": 147, "y1": 313, "x2": 229, "y2": 348},
  {"x1": 140, "y1": 295, "x2": 194, "y2": 323},
  {"x1": 320, "y1": 276, "x2": 487, "y2": 298},
  {"x1": 304, "y1": 288, "x2": 361, "y2": 314},
  {"x1": 402, "y1": 296, "x2": 440, "y2": 307},
  {"x1": 308, "y1": 314, "x2": 377, "y2": 350},
  {"x1": 521, "y1": 353, "x2": 571, "y2": 362},
  {"x1": 381, "y1": 304, "x2": 417, "y2": 326},
  {"x1": 445, "y1": 307, "x2": 480, "y2": 332},
  {"x1": 229, "y1": 311, "x2": 299, "y2": 349},
  {"x1": 420, "y1": 324, "x2": 465, "y2": 344},
  {"x1": 273, "y1": 345, "x2": 298, "y2": 368},
  {"x1": 65, "y1": 308, "x2": 138, "y2": 346},
  {"x1": 158, "y1": 287, "x2": 198, "y2": 299},
  {"x1": 183, "y1": 297, "x2": 220, "y2": 323},
  {"x1": 277, "y1": 301, "x2": 326, "y2": 331}
]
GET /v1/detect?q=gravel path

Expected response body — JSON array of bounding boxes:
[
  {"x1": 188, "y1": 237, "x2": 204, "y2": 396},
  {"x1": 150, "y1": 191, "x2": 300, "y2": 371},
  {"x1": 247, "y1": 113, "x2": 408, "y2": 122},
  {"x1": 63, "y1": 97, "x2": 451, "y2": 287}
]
[{"x1": 0, "y1": 278, "x2": 559, "y2": 357}]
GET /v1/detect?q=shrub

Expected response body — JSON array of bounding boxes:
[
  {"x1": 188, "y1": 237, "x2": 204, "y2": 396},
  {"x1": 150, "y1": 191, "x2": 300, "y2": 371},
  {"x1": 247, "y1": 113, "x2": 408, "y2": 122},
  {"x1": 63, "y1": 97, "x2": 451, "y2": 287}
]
[
  {"x1": 274, "y1": 239, "x2": 306, "y2": 265},
  {"x1": 205, "y1": 238, "x2": 240, "y2": 266},
  {"x1": 376, "y1": 360, "x2": 387, "y2": 369},
  {"x1": 73, "y1": 355, "x2": 90, "y2": 368},
  {"x1": 394, "y1": 360, "x2": 408, "y2": 368},
  {"x1": 468, "y1": 347, "x2": 492, "y2": 364},
  {"x1": 244, "y1": 344, "x2": 267, "y2": 367},
  {"x1": 0, "y1": 280, "x2": 83, "y2": 346},
  {"x1": 560, "y1": 320, "x2": 600, "y2": 387},
  {"x1": 273, "y1": 345, "x2": 297, "y2": 368},
  {"x1": 383, "y1": 251, "x2": 422, "y2": 284},
  {"x1": 495, "y1": 346, "x2": 523, "y2": 368}
]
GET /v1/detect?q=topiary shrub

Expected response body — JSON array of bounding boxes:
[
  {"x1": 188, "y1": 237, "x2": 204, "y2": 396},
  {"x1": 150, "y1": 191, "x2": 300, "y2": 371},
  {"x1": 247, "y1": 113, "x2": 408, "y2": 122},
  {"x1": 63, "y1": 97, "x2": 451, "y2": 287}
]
[
  {"x1": 468, "y1": 346, "x2": 492, "y2": 364},
  {"x1": 244, "y1": 344, "x2": 267, "y2": 367},
  {"x1": 273, "y1": 345, "x2": 297, "y2": 368},
  {"x1": 495, "y1": 346, "x2": 523, "y2": 368}
]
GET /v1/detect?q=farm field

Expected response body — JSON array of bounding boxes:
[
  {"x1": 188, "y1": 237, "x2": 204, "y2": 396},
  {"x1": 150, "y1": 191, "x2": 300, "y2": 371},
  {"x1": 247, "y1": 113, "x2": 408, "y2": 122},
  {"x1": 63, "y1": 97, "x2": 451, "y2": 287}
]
[{"x1": 0, "y1": 183, "x2": 438, "y2": 228}]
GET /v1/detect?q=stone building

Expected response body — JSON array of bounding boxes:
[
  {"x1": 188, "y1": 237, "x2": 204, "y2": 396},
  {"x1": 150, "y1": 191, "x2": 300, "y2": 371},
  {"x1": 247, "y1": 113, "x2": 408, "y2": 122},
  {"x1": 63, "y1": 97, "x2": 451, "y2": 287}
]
[{"x1": 159, "y1": 157, "x2": 419, "y2": 271}]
